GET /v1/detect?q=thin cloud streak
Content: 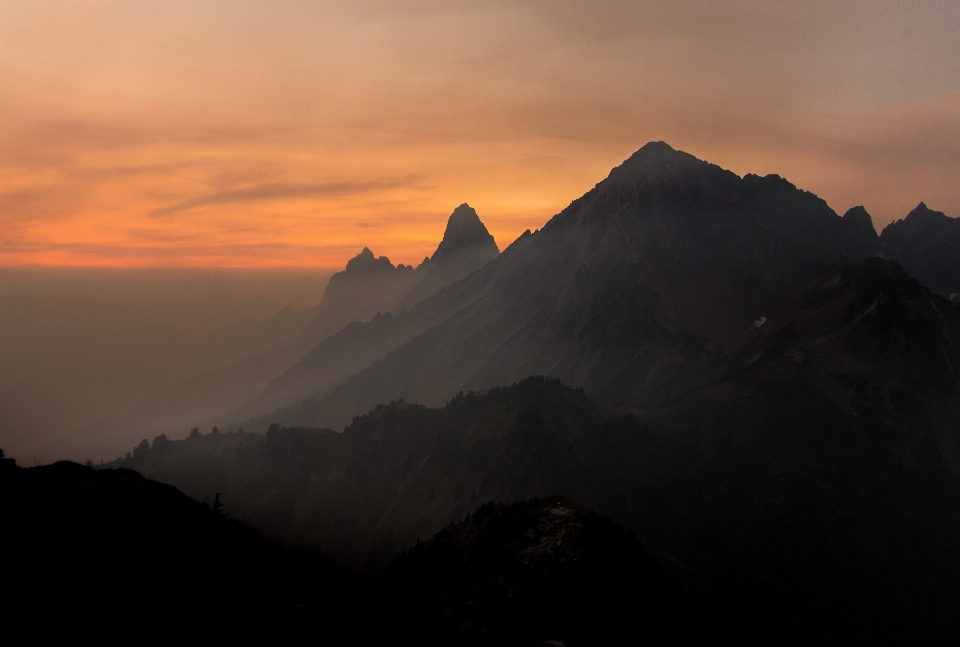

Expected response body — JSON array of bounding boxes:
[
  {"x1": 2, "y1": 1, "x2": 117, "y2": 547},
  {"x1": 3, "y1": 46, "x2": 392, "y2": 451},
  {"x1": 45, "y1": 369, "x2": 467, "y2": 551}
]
[{"x1": 149, "y1": 179, "x2": 424, "y2": 216}]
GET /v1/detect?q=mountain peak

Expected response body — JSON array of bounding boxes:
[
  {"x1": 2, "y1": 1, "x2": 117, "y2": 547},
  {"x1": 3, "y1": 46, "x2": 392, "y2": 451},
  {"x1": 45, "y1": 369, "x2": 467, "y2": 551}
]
[
  {"x1": 904, "y1": 202, "x2": 951, "y2": 224},
  {"x1": 885, "y1": 202, "x2": 955, "y2": 240},
  {"x1": 879, "y1": 202, "x2": 960, "y2": 299},
  {"x1": 345, "y1": 247, "x2": 395, "y2": 273},
  {"x1": 603, "y1": 141, "x2": 708, "y2": 184},
  {"x1": 432, "y1": 204, "x2": 499, "y2": 261}
]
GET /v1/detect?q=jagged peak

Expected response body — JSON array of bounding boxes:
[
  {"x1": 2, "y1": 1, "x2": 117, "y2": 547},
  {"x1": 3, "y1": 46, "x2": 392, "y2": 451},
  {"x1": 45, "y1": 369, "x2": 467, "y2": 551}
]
[
  {"x1": 882, "y1": 202, "x2": 955, "y2": 237},
  {"x1": 905, "y1": 202, "x2": 951, "y2": 222},
  {"x1": 432, "y1": 203, "x2": 499, "y2": 261},
  {"x1": 344, "y1": 247, "x2": 395, "y2": 273}
]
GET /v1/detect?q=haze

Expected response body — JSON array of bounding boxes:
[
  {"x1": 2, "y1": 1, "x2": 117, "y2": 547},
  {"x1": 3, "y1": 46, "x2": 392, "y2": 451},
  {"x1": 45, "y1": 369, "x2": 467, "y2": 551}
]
[{"x1": 0, "y1": 267, "x2": 329, "y2": 460}]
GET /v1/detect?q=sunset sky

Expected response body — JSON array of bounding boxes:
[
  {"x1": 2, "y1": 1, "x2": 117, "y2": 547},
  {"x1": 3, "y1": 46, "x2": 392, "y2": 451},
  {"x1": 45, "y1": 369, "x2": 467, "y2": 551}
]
[{"x1": 2, "y1": 0, "x2": 959, "y2": 269}]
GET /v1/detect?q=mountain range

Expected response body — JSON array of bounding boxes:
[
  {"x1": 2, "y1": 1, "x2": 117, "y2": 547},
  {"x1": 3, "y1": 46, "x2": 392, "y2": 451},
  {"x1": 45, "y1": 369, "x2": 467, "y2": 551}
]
[
  {"x1": 51, "y1": 204, "x2": 499, "y2": 459},
  {"x1": 44, "y1": 140, "x2": 960, "y2": 639},
  {"x1": 242, "y1": 142, "x2": 959, "y2": 435},
  {"x1": 56, "y1": 143, "x2": 960, "y2": 463}
]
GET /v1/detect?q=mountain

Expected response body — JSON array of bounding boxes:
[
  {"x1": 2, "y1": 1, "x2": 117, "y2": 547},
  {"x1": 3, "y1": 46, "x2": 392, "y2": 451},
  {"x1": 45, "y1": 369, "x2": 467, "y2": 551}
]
[
  {"x1": 240, "y1": 203, "x2": 499, "y2": 418},
  {"x1": 251, "y1": 141, "x2": 880, "y2": 433},
  {"x1": 73, "y1": 142, "x2": 960, "y2": 640},
  {"x1": 4, "y1": 448, "x2": 718, "y2": 641},
  {"x1": 108, "y1": 342, "x2": 960, "y2": 641},
  {"x1": 840, "y1": 205, "x2": 881, "y2": 257},
  {"x1": 381, "y1": 497, "x2": 700, "y2": 645},
  {"x1": 49, "y1": 205, "x2": 500, "y2": 460},
  {"x1": 109, "y1": 253, "x2": 960, "y2": 639},
  {"x1": 4, "y1": 448, "x2": 720, "y2": 641},
  {"x1": 395, "y1": 203, "x2": 500, "y2": 310},
  {"x1": 322, "y1": 203, "x2": 498, "y2": 320},
  {"x1": 319, "y1": 247, "x2": 420, "y2": 322},
  {"x1": 880, "y1": 202, "x2": 960, "y2": 301},
  {"x1": 0, "y1": 455, "x2": 363, "y2": 634}
]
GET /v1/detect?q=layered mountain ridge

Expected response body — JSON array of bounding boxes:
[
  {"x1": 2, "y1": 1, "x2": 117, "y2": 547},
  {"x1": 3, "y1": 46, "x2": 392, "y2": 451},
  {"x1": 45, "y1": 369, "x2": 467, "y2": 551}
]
[
  {"x1": 87, "y1": 141, "x2": 960, "y2": 639},
  {"x1": 246, "y1": 141, "x2": 887, "y2": 433},
  {"x1": 50, "y1": 204, "x2": 500, "y2": 460}
]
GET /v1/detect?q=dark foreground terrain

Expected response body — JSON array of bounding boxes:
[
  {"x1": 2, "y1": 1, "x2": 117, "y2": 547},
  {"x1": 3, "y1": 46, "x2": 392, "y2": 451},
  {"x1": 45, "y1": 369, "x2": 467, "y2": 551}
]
[
  {"x1": 0, "y1": 453, "x2": 362, "y2": 637},
  {"x1": 381, "y1": 497, "x2": 701, "y2": 645},
  {"x1": 106, "y1": 371, "x2": 960, "y2": 643},
  {"x1": 1, "y1": 453, "x2": 711, "y2": 644}
]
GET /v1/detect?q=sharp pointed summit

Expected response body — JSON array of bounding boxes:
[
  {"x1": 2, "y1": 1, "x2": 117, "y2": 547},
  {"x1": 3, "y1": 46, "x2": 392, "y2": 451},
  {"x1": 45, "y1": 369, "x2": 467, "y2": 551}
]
[
  {"x1": 394, "y1": 204, "x2": 500, "y2": 310},
  {"x1": 432, "y1": 203, "x2": 499, "y2": 261}
]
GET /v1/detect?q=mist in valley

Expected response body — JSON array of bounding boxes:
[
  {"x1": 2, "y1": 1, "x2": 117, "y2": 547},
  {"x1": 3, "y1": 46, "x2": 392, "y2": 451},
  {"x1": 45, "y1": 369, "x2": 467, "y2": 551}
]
[{"x1": 0, "y1": 267, "x2": 330, "y2": 462}]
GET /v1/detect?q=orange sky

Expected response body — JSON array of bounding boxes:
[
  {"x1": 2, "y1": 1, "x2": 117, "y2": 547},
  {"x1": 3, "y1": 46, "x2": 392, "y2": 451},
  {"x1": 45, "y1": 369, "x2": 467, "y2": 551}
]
[{"x1": 2, "y1": 1, "x2": 959, "y2": 269}]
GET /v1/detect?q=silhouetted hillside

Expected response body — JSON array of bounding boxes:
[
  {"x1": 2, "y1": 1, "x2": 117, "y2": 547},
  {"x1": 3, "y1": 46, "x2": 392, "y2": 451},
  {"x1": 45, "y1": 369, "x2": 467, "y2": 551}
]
[
  {"x1": 0, "y1": 456, "x2": 363, "y2": 635},
  {"x1": 3, "y1": 450, "x2": 725, "y2": 642},
  {"x1": 880, "y1": 202, "x2": 960, "y2": 301},
  {"x1": 381, "y1": 497, "x2": 696, "y2": 645}
]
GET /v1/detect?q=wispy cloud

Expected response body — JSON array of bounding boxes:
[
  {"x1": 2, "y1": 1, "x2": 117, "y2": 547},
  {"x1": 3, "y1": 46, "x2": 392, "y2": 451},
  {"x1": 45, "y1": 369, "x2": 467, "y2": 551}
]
[{"x1": 149, "y1": 179, "x2": 420, "y2": 217}]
